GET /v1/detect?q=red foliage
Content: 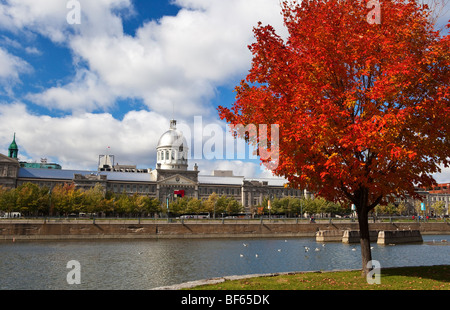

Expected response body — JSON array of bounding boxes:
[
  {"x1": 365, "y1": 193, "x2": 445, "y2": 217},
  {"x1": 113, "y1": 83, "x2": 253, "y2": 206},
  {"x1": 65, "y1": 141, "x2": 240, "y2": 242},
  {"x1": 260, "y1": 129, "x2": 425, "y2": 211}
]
[{"x1": 219, "y1": 0, "x2": 450, "y2": 213}]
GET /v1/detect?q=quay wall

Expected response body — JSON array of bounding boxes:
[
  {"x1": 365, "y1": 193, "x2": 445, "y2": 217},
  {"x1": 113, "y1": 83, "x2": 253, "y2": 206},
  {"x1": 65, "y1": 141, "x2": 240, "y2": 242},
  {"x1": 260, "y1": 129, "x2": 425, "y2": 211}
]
[
  {"x1": 377, "y1": 230, "x2": 423, "y2": 244},
  {"x1": 0, "y1": 220, "x2": 449, "y2": 240}
]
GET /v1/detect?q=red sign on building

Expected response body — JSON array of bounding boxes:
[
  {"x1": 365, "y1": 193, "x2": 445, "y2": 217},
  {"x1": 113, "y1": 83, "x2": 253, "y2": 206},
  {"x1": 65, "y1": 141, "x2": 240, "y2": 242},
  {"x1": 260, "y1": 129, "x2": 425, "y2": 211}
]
[{"x1": 174, "y1": 190, "x2": 185, "y2": 197}]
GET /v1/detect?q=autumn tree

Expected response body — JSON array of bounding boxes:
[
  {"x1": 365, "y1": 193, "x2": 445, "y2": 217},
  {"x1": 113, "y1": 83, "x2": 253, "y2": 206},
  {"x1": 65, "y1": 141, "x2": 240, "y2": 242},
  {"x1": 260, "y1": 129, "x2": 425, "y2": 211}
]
[
  {"x1": 219, "y1": 0, "x2": 449, "y2": 275},
  {"x1": 0, "y1": 185, "x2": 17, "y2": 215},
  {"x1": 203, "y1": 192, "x2": 219, "y2": 216}
]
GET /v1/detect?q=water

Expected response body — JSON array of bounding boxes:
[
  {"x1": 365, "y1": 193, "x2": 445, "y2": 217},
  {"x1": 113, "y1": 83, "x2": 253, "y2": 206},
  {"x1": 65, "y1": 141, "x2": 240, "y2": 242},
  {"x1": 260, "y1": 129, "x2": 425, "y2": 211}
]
[{"x1": 0, "y1": 235, "x2": 448, "y2": 290}]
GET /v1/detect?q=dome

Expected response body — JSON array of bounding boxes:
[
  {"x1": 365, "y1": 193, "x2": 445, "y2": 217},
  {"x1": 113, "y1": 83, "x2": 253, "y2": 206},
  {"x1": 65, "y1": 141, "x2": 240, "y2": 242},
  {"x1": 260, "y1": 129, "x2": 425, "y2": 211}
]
[
  {"x1": 157, "y1": 128, "x2": 187, "y2": 149},
  {"x1": 156, "y1": 119, "x2": 189, "y2": 170}
]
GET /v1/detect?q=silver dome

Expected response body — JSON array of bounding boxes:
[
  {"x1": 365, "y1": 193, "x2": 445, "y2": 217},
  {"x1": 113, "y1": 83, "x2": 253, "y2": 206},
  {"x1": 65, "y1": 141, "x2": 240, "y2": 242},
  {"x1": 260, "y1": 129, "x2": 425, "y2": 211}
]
[{"x1": 157, "y1": 129, "x2": 187, "y2": 148}]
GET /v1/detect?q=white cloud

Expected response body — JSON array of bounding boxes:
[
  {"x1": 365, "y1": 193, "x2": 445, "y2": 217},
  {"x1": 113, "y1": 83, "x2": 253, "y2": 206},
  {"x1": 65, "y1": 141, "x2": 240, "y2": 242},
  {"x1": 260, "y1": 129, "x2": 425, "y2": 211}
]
[
  {"x1": 26, "y1": 69, "x2": 115, "y2": 113},
  {"x1": 0, "y1": 102, "x2": 168, "y2": 170},
  {"x1": 0, "y1": 0, "x2": 133, "y2": 42},
  {"x1": 0, "y1": 47, "x2": 31, "y2": 85},
  {"x1": 19, "y1": 0, "x2": 285, "y2": 116},
  {"x1": 433, "y1": 165, "x2": 450, "y2": 183}
]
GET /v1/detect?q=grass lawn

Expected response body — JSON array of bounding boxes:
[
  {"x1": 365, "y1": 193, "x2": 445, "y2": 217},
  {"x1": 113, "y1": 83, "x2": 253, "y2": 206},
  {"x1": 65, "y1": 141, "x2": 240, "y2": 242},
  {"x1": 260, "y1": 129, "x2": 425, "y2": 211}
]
[{"x1": 190, "y1": 265, "x2": 449, "y2": 290}]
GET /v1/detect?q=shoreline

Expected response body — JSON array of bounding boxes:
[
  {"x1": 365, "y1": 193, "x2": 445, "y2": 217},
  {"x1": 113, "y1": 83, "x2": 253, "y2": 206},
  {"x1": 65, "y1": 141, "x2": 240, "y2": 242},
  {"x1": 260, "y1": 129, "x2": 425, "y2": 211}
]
[
  {"x1": 1, "y1": 220, "x2": 449, "y2": 241},
  {"x1": 153, "y1": 264, "x2": 450, "y2": 290}
]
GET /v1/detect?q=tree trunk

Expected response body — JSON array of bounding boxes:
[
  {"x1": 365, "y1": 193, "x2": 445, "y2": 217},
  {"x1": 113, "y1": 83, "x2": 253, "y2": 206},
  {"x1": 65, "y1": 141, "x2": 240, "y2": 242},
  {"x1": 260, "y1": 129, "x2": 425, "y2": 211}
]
[{"x1": 358, "y1": 206, "x2": 372, "y2": 276}]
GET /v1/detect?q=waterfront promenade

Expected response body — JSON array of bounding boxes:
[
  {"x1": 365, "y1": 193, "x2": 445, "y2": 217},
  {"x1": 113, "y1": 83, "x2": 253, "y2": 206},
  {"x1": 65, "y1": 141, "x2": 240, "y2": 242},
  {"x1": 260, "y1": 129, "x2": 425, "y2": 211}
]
[{"x1": 1, "y1": 218, "x2": 449, "y2": 240}]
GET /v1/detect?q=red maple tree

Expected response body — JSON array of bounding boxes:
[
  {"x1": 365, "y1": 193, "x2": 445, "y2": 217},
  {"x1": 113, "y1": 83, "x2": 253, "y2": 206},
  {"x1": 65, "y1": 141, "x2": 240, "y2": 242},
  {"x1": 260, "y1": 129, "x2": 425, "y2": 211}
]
[{"x1": 219, "y1": 0, "x2": 449, "y2": 275}]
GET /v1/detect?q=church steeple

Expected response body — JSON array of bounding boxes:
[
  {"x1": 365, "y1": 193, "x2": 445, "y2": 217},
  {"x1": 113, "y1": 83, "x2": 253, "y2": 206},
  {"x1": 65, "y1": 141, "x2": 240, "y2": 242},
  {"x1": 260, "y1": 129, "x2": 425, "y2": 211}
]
[{"x1": 8, "y1": 133, "x2": 18, "y2": 159}]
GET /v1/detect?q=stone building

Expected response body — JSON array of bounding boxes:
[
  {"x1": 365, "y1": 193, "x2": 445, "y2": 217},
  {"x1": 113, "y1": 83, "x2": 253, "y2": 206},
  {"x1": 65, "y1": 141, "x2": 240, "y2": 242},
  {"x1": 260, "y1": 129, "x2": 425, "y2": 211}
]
[
  {"x1": 0, "y1": 153, "x2": 20, "y2": 189},
  {"x1": 0, "y1": 121, "x2": 308, "y2": 214},
  {"x1": 1, "y1": 121, "x2": 448, "y2": 216}
]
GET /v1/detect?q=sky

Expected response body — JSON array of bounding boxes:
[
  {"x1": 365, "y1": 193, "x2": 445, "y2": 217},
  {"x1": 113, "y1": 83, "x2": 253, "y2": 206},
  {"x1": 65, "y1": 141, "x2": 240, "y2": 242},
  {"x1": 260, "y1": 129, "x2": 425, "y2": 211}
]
[{"x1": 0, "y1": 0, "x2": 449, "y2": 182}]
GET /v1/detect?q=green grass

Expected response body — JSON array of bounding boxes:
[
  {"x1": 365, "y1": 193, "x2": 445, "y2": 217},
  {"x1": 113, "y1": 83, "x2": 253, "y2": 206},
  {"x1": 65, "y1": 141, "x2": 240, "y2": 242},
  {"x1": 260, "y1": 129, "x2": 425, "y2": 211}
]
[{"x1": 190, "y1": 265, "x2": 450, "y2": 290}]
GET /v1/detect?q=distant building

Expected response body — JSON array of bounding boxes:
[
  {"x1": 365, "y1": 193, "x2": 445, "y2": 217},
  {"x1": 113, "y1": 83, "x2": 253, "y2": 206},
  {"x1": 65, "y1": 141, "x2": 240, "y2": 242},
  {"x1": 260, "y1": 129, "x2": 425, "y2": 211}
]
[
  {"x1": 0, "y1": 123, "x2": 309, "y2": 214},
  {"x1": 428, "y1": 183, "x2": 450, "y2": 194},
  {"x1": 0, "y1": 153, "x2": 19, "y2": 189},
  {"x1": 1, "y1": 125, "x2": 448, "y2": 216},
  {"x1": 20, "y1": 158, "x2": 62, "y2": 170}
]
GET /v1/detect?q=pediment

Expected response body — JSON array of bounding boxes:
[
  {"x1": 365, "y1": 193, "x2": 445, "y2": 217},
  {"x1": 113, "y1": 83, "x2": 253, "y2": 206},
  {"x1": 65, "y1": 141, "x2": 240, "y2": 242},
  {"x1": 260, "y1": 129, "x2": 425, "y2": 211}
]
[
  {"x1": 158, "y1": 174, "x2": 197, "y2": 186},
  {"x1": 0, "y1": 153, "x2": 19, "y2": 165}
]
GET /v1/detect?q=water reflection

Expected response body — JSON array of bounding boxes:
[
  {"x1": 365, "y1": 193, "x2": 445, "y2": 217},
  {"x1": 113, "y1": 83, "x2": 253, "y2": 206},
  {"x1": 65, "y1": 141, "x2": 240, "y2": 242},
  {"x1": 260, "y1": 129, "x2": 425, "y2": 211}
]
[{"x1": 0, "y1": 235, "x2": 448, "y2": 289}]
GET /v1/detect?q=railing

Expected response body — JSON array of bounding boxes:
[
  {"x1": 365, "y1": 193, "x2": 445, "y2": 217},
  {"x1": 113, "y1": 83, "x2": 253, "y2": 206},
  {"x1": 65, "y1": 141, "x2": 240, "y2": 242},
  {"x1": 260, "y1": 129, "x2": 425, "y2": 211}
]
[{"x1": 0, "y1": 215, "x2": 447, "y2": 225}]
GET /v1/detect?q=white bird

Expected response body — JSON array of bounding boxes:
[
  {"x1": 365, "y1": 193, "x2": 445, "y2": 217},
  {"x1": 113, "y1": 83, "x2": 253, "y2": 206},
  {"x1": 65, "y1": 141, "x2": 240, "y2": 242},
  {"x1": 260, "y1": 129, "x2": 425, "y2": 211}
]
[
  {"x1": 240, "y1": 254, "x2": 244, "y2": 257},
  {"x1": 277, "y1": 249, "x2": 282, "y2": 252},
  {"x1": 352, "y1": 248, "x2": 356, "y2": 251},
  {"x1": 322, "y1": 244, "x2": 325, "y2": 247},
  {"x1": 304, "y1": 246, "x2": 310, "y2": 252},
  {"x1": 255, "y1": 254, "x2": 259, "y2": 258},
  {"x1": 243, "y1": 243, "x2": 248, "y2": 247},
  {"x1": 370, "y1": 246, "x2": 374, "y2": 249},
  {"x1": 315, "y1": 248, "x2": 320, "y2": 252}
]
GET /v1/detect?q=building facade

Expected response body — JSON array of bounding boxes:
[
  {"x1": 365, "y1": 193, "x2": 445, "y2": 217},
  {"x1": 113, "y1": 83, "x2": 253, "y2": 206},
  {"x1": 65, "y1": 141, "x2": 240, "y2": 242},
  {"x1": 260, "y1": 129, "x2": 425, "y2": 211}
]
[
  {"x1": 1, "y1": 122, "x2": 449, "y2": 216},
  {"x1": 0, "y1": 121, "x2": 309, "y2": 214}
]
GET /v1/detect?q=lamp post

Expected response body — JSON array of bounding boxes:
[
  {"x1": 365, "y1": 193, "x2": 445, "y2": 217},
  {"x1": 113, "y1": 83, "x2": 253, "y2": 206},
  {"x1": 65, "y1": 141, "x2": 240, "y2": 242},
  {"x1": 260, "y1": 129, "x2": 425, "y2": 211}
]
[
  {"x1": 268, "y1": 195, "x2": 273, "y2": 222},
  {"x1": 167, "y1": 194, "x2": 171, "y2": 223}
]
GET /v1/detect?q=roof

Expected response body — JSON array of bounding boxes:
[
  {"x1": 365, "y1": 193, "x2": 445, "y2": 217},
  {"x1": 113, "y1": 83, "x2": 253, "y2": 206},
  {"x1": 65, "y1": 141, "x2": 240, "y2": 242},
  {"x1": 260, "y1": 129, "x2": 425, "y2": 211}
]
[
  {"x1": 248, "y1": 178, "x2": 288, "y2": 187},
  {"x1": 198, "y1": 175, "x2": 244, "y2": 185},
  {"x1": 18, "y1": 168, "x2": 153, "y2": 182},
  {"x1": 157, "y1": 129, "x2": 187, "y2": 148},
  {"x1": 18, "y1": 168, "x2": 90, "y2": 180},
  {"x1": 18, "y1": 167, "x2": 288, "y2": 186},
  {"x1": 197, "y1": 175, "x2": 288, "y2": 187},
  {"x1": 100, "y1": 171, "x2": 153, "y2": 182}
]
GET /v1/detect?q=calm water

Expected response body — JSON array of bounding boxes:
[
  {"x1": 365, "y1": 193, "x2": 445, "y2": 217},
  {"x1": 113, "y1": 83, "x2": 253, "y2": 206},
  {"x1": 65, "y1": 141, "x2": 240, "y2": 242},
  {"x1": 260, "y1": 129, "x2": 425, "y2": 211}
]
[{"x1": 0, "y1": 235, "x2": 448, "y2": 290}]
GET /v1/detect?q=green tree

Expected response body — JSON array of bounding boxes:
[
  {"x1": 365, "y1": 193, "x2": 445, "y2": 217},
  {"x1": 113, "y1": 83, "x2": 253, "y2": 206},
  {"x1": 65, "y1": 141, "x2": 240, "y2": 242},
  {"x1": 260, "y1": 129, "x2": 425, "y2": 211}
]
[
  {"x1": 225, "y1": 198, "x2": 243, "y2": 214},
  {"x1": 16, "y1": 183, "x2": 40, "y2": 216},
  {"x1": 83, "y1": 183, "x2": 105, "y2": 214},
  {"x1": 203, "y1": 192, "x2": 219, "y2": 216},
  {"x1": 115, "y1": 192, "x2": 133, "y2": 216},
  {"x1": 186, "y1": 198, "x2": 203, "y2": 214},
  {"x1": 169, "y1": 196, "x2": 189, "y2": 216},
  {"x1": 0, "y1": 186, "x2": 17, "y2": 214},
  {"x1": 431, "y1": 201, "x2": 446, "y2": 217},
  {"x1": 144, "y1": 197, "x2": 162, "y2": 217}
]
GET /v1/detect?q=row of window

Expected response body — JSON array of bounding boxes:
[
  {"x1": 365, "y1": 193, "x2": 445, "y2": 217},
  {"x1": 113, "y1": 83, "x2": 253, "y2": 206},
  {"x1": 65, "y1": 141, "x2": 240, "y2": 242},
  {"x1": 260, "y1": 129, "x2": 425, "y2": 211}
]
[
  {"x1": 157, "y1": 149, "x2": 186, "y2": 162},
  {"x1": 107, "y1": 184, "x2": 156, "y2": 193},
  {"x1": 16, "y1": 180, "x2": 302, "y2": 198},
  {"x1": 429, "y1": 195, "x2": 450, "y2": 202},
  {"x1": 198, "y1": 187, "x2": 241, "y2": 196}
]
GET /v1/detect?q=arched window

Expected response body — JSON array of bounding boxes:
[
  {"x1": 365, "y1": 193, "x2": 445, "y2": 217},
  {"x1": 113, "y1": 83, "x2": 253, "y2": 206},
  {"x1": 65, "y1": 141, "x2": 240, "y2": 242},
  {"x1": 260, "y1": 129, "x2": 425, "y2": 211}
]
[{"x1": 166, "y1": 150, "x2": 169, "y2": 161}]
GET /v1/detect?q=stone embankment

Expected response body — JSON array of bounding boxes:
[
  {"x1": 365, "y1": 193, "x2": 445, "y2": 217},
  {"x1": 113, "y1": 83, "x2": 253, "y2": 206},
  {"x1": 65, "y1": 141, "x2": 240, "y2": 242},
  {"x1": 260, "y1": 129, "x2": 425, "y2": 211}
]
[
  {"x1": 317, "y1": 229, "x2": 424, "y2": 244},
  {"x1": 0, "y1": 219, "x2": 448, "y2": 240}
]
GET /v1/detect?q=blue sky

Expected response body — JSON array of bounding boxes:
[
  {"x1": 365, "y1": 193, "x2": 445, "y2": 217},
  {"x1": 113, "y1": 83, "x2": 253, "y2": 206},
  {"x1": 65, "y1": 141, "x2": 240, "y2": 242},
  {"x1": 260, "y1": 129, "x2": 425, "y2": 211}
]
[
  {"x1": 0, "y1": 0, "x2": 288, "y2": 179},
  {"x1": 0, "y1": 0, "x2": 449, "y2": 182}
]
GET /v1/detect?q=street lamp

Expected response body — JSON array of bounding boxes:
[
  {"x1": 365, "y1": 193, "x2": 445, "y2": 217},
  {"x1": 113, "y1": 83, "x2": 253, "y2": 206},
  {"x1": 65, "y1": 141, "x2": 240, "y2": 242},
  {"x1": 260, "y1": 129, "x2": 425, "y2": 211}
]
[
  {"x1": 268, "y1": 194, "x2": 273, "y2": 222},
  {"x1": 166, "y1": 194, "x2": 171, "y2": 222}
]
